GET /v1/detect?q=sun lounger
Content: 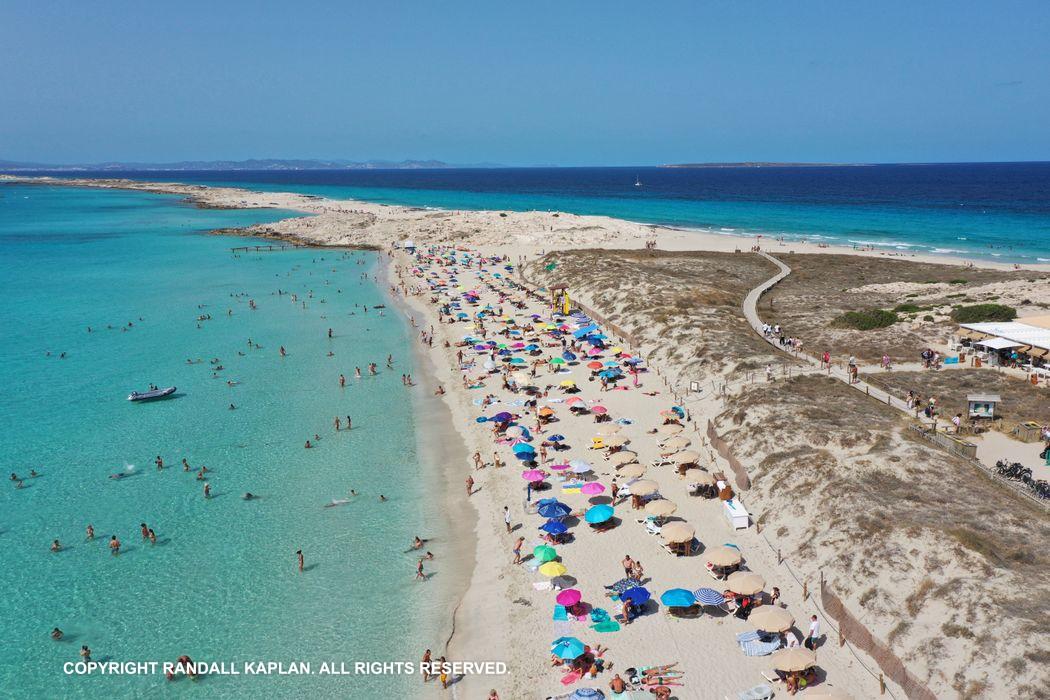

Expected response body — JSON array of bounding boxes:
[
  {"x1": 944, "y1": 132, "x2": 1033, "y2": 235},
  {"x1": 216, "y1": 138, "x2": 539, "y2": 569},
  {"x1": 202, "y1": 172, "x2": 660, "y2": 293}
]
[
  {"x1": 730, "y1": 683, "x2": 775, "y2": 700},
  {"x1": 761, "y1": 670, "x2": 782, "y2": 684}
]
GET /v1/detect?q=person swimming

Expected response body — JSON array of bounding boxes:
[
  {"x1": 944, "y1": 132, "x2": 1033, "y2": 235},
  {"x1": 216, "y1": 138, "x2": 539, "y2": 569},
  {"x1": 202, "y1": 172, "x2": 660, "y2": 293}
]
[{"x1": 243, "y1": 492, "x2": 255, "y2": 500}]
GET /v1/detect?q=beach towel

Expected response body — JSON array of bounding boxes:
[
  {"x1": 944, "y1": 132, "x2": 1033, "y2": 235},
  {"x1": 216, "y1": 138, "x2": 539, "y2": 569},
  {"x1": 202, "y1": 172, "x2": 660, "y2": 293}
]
[
  {"x1": 562, "y1": 486, "x2": 582, "y2": 494},
  {"x1": 591, "y1": 620, "x2": 621, "y2": 633},
  {"x1": 533, "y1": 581, "x2": 552, "y2": 591},
  {"x1": 560, "y1": 671, "x2": 582, "y2": 686},
  {"x1": 590, "y1": 608, "x2": 610, "y2": 623},
  {"x1": 553, "y1": 605, "x2": 568, "y2": 621}
]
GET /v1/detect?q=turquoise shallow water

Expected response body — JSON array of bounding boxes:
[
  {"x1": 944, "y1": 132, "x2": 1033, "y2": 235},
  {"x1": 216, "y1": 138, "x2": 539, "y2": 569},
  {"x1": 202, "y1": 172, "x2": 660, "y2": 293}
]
[{"x1": 0, "y1": 185, "x2": 440, "y2": 697}]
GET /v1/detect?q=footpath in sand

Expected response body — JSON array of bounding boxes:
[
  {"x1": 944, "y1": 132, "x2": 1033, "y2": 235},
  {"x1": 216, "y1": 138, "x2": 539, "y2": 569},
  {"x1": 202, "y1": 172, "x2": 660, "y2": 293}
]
[{"x1": 389, "y1": 246, "x2": 877, "y2": 700}]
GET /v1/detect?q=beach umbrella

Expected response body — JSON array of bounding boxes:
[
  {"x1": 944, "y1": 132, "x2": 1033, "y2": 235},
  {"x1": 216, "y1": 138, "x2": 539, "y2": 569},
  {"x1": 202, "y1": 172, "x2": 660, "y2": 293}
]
[
  {"x1": 604, "y1": 435, "x2": 629, "y2": 447},
  {"x1": 551, "y1": 636, "x2": 585, "y2": 660},
  {"x1": 540, "y1": 520, "x2": 568, "y2": 535},
  {"x1": 771, "y1": 648, "x2": 817, "y2": 673},
  {"x1": 550, "y1": 357, "x2": 566, "y2": 365},
  {"x1": 692, "y1": 471, "x2": 717, "y2": 485},
  {"x1": 672, "y1": 450, "x2": 700, "y2": 464},
  {"x1": 506, "y1": 425, "x2": 524, "y2": 438},
  {"x1": 644, "y1": 499, "x2": 677, "y2": 517},
  {"x1": 579, "y1": 482, "x2": 605, "y2": 495},
  {"x1": 540, "y1": 562, "x2": 568, "y2": 578},
  {"x1": 537, "y1": 501, "x2": 572, "y2": 519},
  {"x1": 661, "y1": 436, "x2": 691, "y2": 450},
  {"x1": 661, "y1": 522, "x2": 694, "y2": 543},
  {"x1": 598, "y1": 370, "x2": 621, "y2": 379},
  {"x1": 586, "y1": 361, "x2": 603, "y2": 370},
  {"x1": 591, "y1": 405, "x2": 608, "y2": 415},
  {"x1": 660, "y1": 588, "x2": 698, "y2": 608},
  {"x1": 521, "y1": 469, "x2": 545, "y2": 482},
  {"x1": 514, "y1": 451, "x2": 536, "y2": 462},
  {"x1": 800, "y1": 687, "x2": 853, "y2": 700},
  {"x1": 621, "y1": 586, "x2": 651, "y2": 605},
  {"x1": 629, "y1": 479, "x2": 659, "y2": 497},
  {"x1": 750, "y1": 606, "x2": 794, "y2": 634},
  {"x1": 555, "y1": 589, "x2": 582, "y2": 606},
  {"x1": 657, "y1": 424, "x2": 683, "y2": 435},
  {"x1": 595, "y1": 424, "x2": 622, "y2": 436},
  {"x1": 571, "y1": 689, "x2": 603, "y2": 700},
  {"x1": 538, "y1": 407, "x2": 555, "y2": 417},
  {"x1": 727, "y1": 571, "x2": 765, "y2": 596},
  {"x1": 492, "y1": 411, "x2": 513, "y2": 422},
  {"x1": 548, "y1": 434, "x2": 566, "y2": 442},
  {"x1": 549, "y1": 463, "x2": 571, "y2": 471},
  {"x1": 618, "y1": 464, "x2": 647, "y2": 478},
  {"x1": 584, "y1": 504, "x2": 614, "y2": 524},
  {"x1": 562, "y1": 351, "x2": 577, "y2": 361},
  {"x1": 608, "y1": 451, "x2": 638, "y2": 466},
  {"x1": 706, "y1": 546, "x2": 743, "y2": 567},
  {"x1": 513, "y1": 442, "x2": 537, "y2": 454},
  {"x1": 569, "y1": 460, "x2": 593, "y2": 473},
  {"x1": 559, "y1": 380, "x2": 576, "y2": 388},
  {"x1": 693, "y1": 588, "x2": 726, "y2": 606},
  {"x1": 565, "y1": 397, "x2": 584, "y2": 406},
  {"x1": 533, "y1": 545, "x2": 558, "y2": 563},
  {"x1": 509, "y1": 357, "x2": 526, "y2": 365}
]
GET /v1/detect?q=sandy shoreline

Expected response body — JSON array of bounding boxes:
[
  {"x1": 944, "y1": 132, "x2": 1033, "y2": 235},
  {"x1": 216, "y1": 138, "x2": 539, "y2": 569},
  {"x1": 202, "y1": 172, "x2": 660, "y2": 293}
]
[{"x1": 3, "y1": 175, "x2": 1048, "y2": 273}]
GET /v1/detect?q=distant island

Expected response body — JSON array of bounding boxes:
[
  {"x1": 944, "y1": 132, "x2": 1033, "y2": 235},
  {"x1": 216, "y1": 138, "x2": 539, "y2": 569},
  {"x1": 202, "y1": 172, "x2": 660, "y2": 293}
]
[
  {"x1": 661, "y1": 162, "x2": 866, "y2": 168},
  {"x1": 0, "y1": 158, "x2": 500, "y2": 172}
]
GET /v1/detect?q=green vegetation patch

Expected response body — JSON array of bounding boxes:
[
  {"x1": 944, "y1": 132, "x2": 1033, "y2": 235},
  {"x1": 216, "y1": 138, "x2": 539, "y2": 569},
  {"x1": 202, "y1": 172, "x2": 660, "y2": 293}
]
[
  {"x1": 949, "y1": 304, "x2": 1017, "y2": 323},
  {"x1": 832, "y1": 308, "x2": 899, "y2": 330}
]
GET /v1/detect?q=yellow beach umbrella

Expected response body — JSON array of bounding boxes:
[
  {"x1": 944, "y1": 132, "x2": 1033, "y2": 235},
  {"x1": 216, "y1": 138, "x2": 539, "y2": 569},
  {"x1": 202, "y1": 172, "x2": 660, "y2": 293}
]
[
  {"x1": 629, "y1": 479, "x2": 659, "y2": 496},
  {"x1": 771, "y1": 648, "x2": 817, "y2": 673},
  {"x1": 749, "y1": 606, "x2": 794, "y2": 633},
  {"x1": 660, "y1": 521, "x2": 694, "y2": 543},
  {"x1": 539, "y1": 562, "x2": 568, "y2": 577},
  {"x1": 618, "y1": 464, "x2": 647, "y2": 478},
  {"x1": 644, "y1": 499, "x2": 677, "y2": 517},
  {"x1": 608, "y1": 451, "x2": 638, "y2": 466},
  {"x1": 726, "y1": 571, "x2": 765, "y2": 596},
  {"x1": 706, "y1": 545, "x2": 742, "y2": 567}
]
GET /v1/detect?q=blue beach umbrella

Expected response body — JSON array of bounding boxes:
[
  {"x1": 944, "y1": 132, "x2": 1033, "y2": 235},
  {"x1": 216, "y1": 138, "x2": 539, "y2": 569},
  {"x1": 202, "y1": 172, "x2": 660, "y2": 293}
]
[
  {"x1": 562, "y1": 351, "x2": 577, "y2": 361},
  {"x1": 537, "y1": 500, "x2": 572, "y2": 519},
  {"x1": 512, "y1": 442, "x2": 535, "y2": 454},
  {"x1": 571, "y1": 689, "x2": 603, "y2": 700},
  {"x1": 540, "y1": 520, "x2": 568, "y2": 535},
  {"x1": 660, "y1": 588, "x2": 697, "y2": 607},
  {"x1": 551, "y1": 637, "x2": 585, "y2": 660},
  {"x1": 491, "y1": 412, "x2": 513, "y2": 422},
  {"x1": 584, "y1": 504, "x2": 614, "y2": 524},
  {"x1": 693, "y1": 588, "x2": 727, "y2": 606},
  {"x1": 621, "y1": 587, "x2": 651, "y2": 605}
]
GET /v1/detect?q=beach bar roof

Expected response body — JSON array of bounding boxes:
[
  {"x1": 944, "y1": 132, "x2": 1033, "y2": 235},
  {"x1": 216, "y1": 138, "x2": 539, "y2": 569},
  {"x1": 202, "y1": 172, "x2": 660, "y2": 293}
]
[{"x1": 960, "y1": 321, "x2": 1050, "y2": 353}]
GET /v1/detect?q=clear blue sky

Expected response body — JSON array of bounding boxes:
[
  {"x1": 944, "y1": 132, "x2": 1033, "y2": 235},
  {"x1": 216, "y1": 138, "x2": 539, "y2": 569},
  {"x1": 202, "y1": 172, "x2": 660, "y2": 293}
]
[{"x1": 1, "y1": 1, "x2": 1048, "y2": 166}]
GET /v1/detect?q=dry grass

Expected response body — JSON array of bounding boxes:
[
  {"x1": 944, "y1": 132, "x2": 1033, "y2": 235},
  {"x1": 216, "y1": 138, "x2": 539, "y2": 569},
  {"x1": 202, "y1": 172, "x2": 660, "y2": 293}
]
[
  {"x1": 715, "y1": 375, "x2": 1050, "y2": 697},
  {"x1": 527, "y1": 249, "x2": 790, "y2": 385},
  {"x1": 759, "y1": 253, "x2": 1048, "y2": 363},
  {"x1": 864, "y1": 368, "x2": 1050, "y2": 432}
]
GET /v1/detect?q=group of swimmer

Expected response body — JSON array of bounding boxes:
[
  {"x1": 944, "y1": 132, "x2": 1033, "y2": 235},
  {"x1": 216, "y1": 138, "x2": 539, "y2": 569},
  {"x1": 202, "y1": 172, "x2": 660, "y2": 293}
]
[{"x1": 50, "y1": 519, "x2": 156, "y2": 556}]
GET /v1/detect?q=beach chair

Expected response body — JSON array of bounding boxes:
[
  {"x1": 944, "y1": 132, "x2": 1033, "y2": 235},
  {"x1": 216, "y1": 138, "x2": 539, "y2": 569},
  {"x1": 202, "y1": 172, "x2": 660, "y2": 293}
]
[
  {"x1": 591, "y1": 437, "x2": 606, "y2": 450},
  {"x1": 635, "y1": 516, "x2": 661, "y2": 535},
  {"x1": 729, "y1": 683, "x2": 775, "y2": 700}
]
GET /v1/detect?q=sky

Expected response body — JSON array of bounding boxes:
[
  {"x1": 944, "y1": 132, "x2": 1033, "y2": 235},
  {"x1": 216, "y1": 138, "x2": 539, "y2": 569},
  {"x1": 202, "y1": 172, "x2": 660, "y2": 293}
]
[{"x1": 1, "y1": 1, "x2": 1048, "y2": 166}]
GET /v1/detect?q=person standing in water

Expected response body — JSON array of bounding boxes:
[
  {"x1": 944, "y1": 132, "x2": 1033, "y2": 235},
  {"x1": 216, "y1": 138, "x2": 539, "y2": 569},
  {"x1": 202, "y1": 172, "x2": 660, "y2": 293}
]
[
  {"x1": 85, "y1": 524, "x2": 95, "y2": 541},
  {"x1": 296, "y1": 549, "x2": 304, "y2": 572},
  {"x1": 109, "y1": 535, "x2": 121, "y2": 556}
]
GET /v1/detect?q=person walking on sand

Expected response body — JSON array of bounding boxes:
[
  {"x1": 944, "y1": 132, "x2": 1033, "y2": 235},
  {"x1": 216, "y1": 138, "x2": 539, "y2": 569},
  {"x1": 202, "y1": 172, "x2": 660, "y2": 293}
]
[
  {"x1": 504, "y1": 506, "x2": 512, "y2": 533},
  {"x1": 805, "y1": 614, "x2": 820, "y2": 650},
  {"x1": 473, "y1": 451, "x2": 483, "y2": 470},
  {"x1": 622, "y1": 554, "x2": 634, "y2": 578},
  {"x1": 296, "y1": 550, "x2": 304, "y2": 572},
  {"x1": 465, "y1": 475, "x2": 474, "y2": 496},
  {"x1": 513, "y1": 536, "x2": 524, "y2": 564}
]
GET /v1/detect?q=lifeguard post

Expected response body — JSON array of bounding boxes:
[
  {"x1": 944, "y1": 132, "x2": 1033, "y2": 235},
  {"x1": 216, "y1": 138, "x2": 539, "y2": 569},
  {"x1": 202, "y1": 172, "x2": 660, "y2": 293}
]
[{"x1": 548, "y1": 282, "x2": 570, "y2": 315}]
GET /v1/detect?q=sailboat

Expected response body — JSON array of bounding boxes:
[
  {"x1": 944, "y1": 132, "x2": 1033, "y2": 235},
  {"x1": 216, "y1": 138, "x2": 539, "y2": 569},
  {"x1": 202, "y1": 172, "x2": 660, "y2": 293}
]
[{"x1": 634, "y1": 175, "x2": 642, "y2": 187}]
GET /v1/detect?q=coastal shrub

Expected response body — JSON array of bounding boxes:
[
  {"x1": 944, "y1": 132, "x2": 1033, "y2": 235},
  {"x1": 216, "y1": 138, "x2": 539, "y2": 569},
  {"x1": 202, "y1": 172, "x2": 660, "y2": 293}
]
[
  {"x1": 949, "y1": 304, "x2": 1017, "y2": 323},
  {"x1": 949, "y1": 279, "x2": 968, "y2": 285},
  {"x1": 893, "y1": 303, "x2": 921, "y2": 313},
  {"x1": 832, "y1": 308, "x2": 899, "y2": 330},
  {"x1": 923, "y1": 314, "x2": 935, "y2": 322}
]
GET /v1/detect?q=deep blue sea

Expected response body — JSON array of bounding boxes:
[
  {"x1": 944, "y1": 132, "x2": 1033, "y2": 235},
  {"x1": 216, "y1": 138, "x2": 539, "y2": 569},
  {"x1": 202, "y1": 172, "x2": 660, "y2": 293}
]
[
  {"x1": 17, "y1": 162, "x2": 1050, "y2": 263},
  {"x1": 0, "y1": 184, "x2": 443, "y2": 698}
]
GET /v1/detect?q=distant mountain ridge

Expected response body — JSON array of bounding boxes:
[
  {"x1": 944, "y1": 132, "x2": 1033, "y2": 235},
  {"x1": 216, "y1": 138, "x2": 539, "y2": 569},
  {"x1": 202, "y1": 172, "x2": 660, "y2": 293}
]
[{"x1": 0, "y1": 158, "x2": 500, "y2": 172}]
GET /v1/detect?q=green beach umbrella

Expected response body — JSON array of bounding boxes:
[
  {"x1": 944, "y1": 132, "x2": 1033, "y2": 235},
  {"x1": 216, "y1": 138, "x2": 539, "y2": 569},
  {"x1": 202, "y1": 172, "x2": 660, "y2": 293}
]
[
  {"x1": 533, "y1": 545, "x2": 558, "y2": 562},
  {"x1": 551, "y1": 357, "x2": 566, "y2": 365}
]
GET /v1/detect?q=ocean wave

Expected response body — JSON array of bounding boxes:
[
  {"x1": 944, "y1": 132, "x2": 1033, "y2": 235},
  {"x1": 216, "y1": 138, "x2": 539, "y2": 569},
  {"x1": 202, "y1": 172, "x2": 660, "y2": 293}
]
[
  {"x1": 847, "y1": 239, "x2": 918, "y2": 248},
  {"x1": 931, "y1": 248, "x2": 967, "y2": 254}
]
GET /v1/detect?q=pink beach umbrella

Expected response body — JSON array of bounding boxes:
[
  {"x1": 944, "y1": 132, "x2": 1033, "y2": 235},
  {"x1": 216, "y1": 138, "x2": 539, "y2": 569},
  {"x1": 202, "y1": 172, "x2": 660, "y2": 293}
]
[
  {"x1": 556, "y1": 589, "x2": 582, "y2": 606},
  {"x1": 588, "y1": 348, "x2": 603, "y2": 356},
  {"x1": 581, "y1": 482, "x2": 606, "y2": 495},
  {"x1": 591, "y1": 405, "x2": 608, "y2": 415},
  {"x1": 521, "y1": 469, "x2": 546, "y2": 482},
  {"x1": 565, "y1": 397, "x2": 584, "y2": 406},
  {"x1": 550, "y1": 463, "x2": 571, "y2": 471}
]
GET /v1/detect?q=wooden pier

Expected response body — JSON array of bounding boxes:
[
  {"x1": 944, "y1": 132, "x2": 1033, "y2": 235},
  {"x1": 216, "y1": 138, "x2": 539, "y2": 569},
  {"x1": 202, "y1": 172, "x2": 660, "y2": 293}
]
[{"x1": 229, "y1": 244, "x2": 298, "y2": 253}]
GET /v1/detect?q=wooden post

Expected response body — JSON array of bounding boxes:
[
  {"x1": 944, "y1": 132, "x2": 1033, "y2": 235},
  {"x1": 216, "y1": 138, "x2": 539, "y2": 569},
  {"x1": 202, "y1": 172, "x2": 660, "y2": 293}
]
[
  {"x1": 802, "y1": 581, "x2": 808, "y2": 601},
  {"x1": 777, "y1": 548, "x2": 782, "y2": 564},
  {"x1": 879, "y1": 674, "x2": 886, "y2": 695}
]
